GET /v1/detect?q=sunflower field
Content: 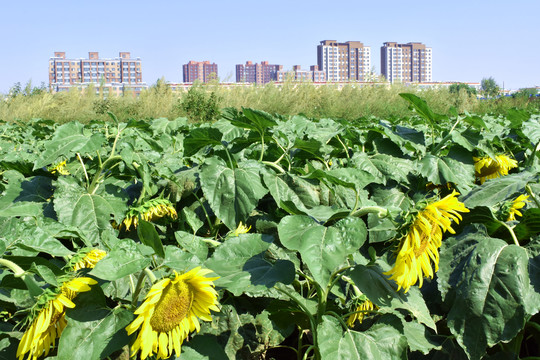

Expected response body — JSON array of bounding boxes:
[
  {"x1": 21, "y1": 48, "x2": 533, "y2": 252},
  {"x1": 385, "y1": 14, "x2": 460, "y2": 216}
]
[{"x1": 0, "y1": 93, "x2": 539, "y2": 360}]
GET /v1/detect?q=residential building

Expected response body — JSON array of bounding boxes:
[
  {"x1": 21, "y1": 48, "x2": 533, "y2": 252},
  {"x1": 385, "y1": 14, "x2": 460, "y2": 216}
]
[
  {"x1": 182, "y1": 61, "x2": 218, "y2": 83},
  {"x1": 317, "y1": 40, "x2": 371, "y2": 82},
  {"x1": 48, "y1": 51, "x2": 144, "y2": 94},
  {"x1": 277, "y1": 65, "x2": 326, "y2": 82},
  {"x1": 236, "y1": 61, "x2": 283, "y2": 84},
  {"x1": 381, "y1": 42, "x2": 432, "y2": 83}
]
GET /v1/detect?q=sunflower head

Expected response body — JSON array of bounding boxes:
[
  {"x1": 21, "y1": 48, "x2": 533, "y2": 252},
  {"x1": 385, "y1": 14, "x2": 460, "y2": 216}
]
[
  {"x1": 505, "y1": 194, "x2": 530, "y2": 221},
  {"x1": 70, "y1": 248, "x2": 107, "y2": 271},
  {"x1": 385, "y1": 190, "x2": 469, "y2": 292},
  {"x1": 126, "y1": 267, "x2": 219, "y2": 360},
  {"x1": 17, "y1": 276, "x2": 97, "y2": 360},
  {"x1": 119, "y1": 198, "x2": 178, "y2": 231},
  {"x1": 474, "y1": 154, "x2": 518, "y2": 184},
  {"x1": 48, "y1": 160, "x2": 70, "y2": 176},
  {"x1": 347, "y1": 298, "x2": 377, "y2": 328}
]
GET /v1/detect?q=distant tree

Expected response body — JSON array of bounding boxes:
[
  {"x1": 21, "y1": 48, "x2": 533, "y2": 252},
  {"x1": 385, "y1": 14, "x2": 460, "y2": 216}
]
[
  {"x1": 8, "y1": 82, "x2": 22, "y2": 97},
  {"x1": 449, "y1": 83, "x2": 477, "y2": 96},
  {"x1": 480, "y1": 77, "x2": 500, "y2": 98},
  {"x1": 512, "y1": 87, "x2": 538, "y2": 98},
  {"x1": 180, "y1": 86, "x2": 221, "y2": 123}
]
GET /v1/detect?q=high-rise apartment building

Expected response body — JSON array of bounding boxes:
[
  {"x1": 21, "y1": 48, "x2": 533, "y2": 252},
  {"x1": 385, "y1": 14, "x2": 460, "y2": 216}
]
[
  {"x1": 381, "y1": 42, "x2": 432, "y2": 83},
  {"x1": 277, "y1": 65, "x2": 326, "y2": 82},
  {"x1": 236, "y1": 61, "x2": 283, "y2": 84},
  {"x1": 317, "y1": 40, "x2": 371, "y2": 82},
  {"x1": 48, "y1": 52, "x2": 143, "y2": 88},
  {"x1": 183, "y1": 61, "x2": 218, "y2": 83}
]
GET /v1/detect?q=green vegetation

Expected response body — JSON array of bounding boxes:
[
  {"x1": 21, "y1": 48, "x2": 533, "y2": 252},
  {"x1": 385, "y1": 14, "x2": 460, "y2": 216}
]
[
  {"x1": 480, "y1": 76, "x2": 500, "y2": 98},
  {"x1": 0, "y1": 94, "x2": 540, "y2": 359},
  {"x1": 1, "y1": 79, "x2": 539, "y2": 124}
]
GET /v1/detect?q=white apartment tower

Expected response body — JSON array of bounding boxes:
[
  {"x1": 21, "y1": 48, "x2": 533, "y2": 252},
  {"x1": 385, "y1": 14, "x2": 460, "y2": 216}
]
[
  {"x1": 381, "y1": 42, "x2": 432, "y2": 83},
  {"x1": 317, "y1": 40, "x2": 371, "y2": 82}
]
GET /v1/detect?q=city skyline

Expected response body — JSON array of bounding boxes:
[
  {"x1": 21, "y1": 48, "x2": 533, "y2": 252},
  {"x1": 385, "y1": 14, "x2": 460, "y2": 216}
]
[{"x1": 0, "y1": 0, "x2": 538, "y2": 93}]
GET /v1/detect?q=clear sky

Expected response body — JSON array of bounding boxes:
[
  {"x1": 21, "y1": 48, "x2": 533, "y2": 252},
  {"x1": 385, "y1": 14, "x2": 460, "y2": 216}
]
[{"x1": 1, "y1": 0, "x2": 538, "y2": 93}]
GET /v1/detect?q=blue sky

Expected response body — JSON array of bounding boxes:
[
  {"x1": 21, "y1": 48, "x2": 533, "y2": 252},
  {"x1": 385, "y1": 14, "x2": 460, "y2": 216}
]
[{"x1": 1, "y1": 0, "x2": 538, "y2": 93}]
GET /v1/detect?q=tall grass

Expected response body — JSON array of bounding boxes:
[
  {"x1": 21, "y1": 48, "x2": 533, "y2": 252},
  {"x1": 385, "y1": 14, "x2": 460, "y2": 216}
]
[{"x1": 1, "y1": 80, "x2": 538, "y2": 124}]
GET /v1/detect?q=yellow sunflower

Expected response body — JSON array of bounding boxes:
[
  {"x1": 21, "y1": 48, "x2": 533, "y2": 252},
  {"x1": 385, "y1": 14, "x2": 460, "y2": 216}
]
[
  {"x1": 48, "y1": 160, "x2": 70, "y2": 176},
  {"x1": 347, "y1": 299, "x2": 377, "y2": 327},
  {"x1": 71, "y1": 249, "x2": 107, "y2": 271},
  {"x1": 473, "y1": 155, "x2": 518, "y2": 184},
  {"x1": 126, "y1": 267, "x2": 220, "y2": 359},
  {"x1": 507, "y1": 194, "x2": 529, "y2": 221},
  {"x1": 232, "y1": 222, "x2": 251, "y2": 237},
  {"x1": 385, "y1": 190, "x2": 469, "y2": 293},
  {"x1": 17, "y1": 277, "x2": 97, "y2": 360},
  {"x1": 120, "y1": 198, "x2": 178, "y2": 231}
]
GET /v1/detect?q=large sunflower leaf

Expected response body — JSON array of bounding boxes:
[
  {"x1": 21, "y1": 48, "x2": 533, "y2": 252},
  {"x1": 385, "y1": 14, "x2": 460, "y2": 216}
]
[
  {"x1": 278, "y1": 215, "x2": 367, "y2": 286},
  {"x1": 347, "y1": 263, "x2": 436, "y2": 330},
  {"x1": 53, "y1": 177, "x2": 128, "y2": 245},
  {"x1": 419, "y1": 154, "x2": 474, "y2": 186},
  {"x1": 58, "y1": 289, "x2": 133, "y2": 360},
  {"x1": 204, "y1": 234, "x2": 293, "y2": 296},
  {"x1": 438, "y1": 225, "x2": 537, "y2": 360},
  {"x1": 199, "y1": 157, "x2": 267, "y2": 230},
  {"x1": 89, "y1": 239, "x2": 152, "y2": 281},
  {"x1": 463, "y1": 171, "x2": 537, "y2": 208},
  {"x1": 317, "y1": 315, "x2": 407, "y2": 360},
  {"x1": 33, "y1": 121, "x2": 105, "y2": 169}
]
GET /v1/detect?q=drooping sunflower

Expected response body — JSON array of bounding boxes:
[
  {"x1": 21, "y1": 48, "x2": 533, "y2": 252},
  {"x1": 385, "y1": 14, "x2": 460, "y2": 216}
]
[
  {"x1": 126, "y1": 267, "x2": 220, "y2": 360},
  {"x1": 473, "y1": 154, "x2": 518, "y2": 184},
  {"x1": 48, "y1": 160, "x2": 70, "y2": 176},
  {"x1": 385, "y1": 190, "x2": 469, "y2": 293},
  {"x1": 347, "y1": 298, "x2": 377, "y2": 327},
  {"x1": 506, "y1": 194, "x2": 529, "y2": 221},
  {"x1": 17, "y1": 277, "x2": 97, "y2": 360},
  {"x1": 119, "y1": 198, "x2": 178, "y2": 231},
  {"x1": 71, "y1": 248, "x2": 107, "y2": 271}
]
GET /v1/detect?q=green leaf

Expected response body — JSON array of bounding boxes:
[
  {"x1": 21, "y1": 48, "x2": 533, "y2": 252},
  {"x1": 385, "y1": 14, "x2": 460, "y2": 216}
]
[
  {"x1": 438, "y1": 226, "x2": 535, "y2": 360},
  {"x1": 58, "y1": 291, "x2": 133, "y2": 360},
  {"x1": 318, "y1": 315, "x2": 407, "y2": 360},
  {"x1": 90, "y1": 237, "x2": 151, "y2": 281},
  {"x1": 351, "y1": 152, "x2": 414, "y2": 185},
  {"x1": 399, "y1": 93, "x2": 437, "y2": 126},
  {"x1": 34, "y1": 121, "x2": 105, "y2": 169},
  {"x1": 515, "y1": 208, "x2": 540, "y2": 240},
  {"x1": 204, "y1": 234, "x2": 275, "y2": 296},
  {"x1": 347, "y1": 263, "x2": 436, "y2": 330},
  {"x1": 200, "y1": 157, "x2": 267, "y2": 230},
  {"x1": 226, "y1": 107, "x2": 277, "y2": 135},
  {"x1": 53, "y1": 177, "x2": 127, "y2": 244},
  {"x1": 136, "y1": 220, "x2": 165, "y2": 258},
  {"x1": 419, "y1": 154, "x2": 474, "y2": 186},
  {"x1": 0, "y1": 174, "x2": 52, "y2": 217},
  {"x1": 183, "y1": 127, "x2": 223, "y2": 157},
  {"x1": 181, "y1": 334, "x2": 229, "y2": 360},
  {"x1": 278, "y1": 215, "x2": 367, "y2": 286},
  {"x1": 463, "y1": 171, "x2": 537, "y2": 208}
]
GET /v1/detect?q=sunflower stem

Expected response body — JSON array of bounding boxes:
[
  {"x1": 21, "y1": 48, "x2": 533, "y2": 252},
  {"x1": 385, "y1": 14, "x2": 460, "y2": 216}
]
[
  {"x1": 0, "y1": 259, "x2": 43, "y2": 298},
  {"x1": 262, "y1": 160, "x2": 286, "y2": 174},
  {"x1": 144, "y1": 267, "x2": 157, "y2": 283},
  {"x1": 350, "y1": 206, "x2": 388, "y2": 218},
  {"x1": 0, "y1": 258, "x2": 25, "y2": 277},
  {"x1": 526, "y1": 184, "x2": 540, "y2": 209},
  {"x1": 336, "y1": 134, "x2": 350, "y2": 159},
  {"x1": 276, "y1": 285, "x2": 318, "y2": 357},
  {"x1": 325, "y1": 310, "x2": 349, "y2": 330},
  {"x1": 131, "y1": 270, "x2": 148, "y2": 306},
  {"x1": 497, "y1": 220, "x2": 520, "y2": 246}
]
